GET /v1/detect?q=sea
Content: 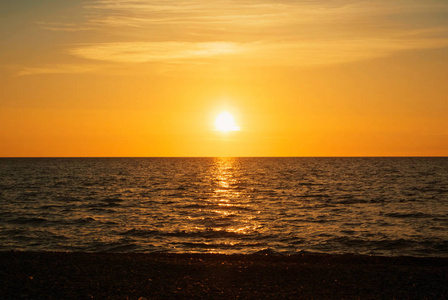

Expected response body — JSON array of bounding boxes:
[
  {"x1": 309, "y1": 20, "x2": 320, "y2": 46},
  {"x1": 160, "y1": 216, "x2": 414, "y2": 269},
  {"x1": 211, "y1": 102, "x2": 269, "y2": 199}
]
[{"x1": 0, "y1": 157, "x2": 447, "y2": 257}]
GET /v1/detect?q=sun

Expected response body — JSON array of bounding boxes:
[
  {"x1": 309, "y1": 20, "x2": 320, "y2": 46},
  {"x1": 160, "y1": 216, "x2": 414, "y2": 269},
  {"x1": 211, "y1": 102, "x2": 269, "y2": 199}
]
[{"x1": 214, "y1": 111, "x2": 240, "y2": 133}]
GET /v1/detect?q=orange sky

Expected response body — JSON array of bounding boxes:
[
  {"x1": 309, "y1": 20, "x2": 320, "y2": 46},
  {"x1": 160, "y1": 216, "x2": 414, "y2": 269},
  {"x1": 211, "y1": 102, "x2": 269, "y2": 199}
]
[{"x1": 1, "y1": 0, "x2": 448, "y2": 157}]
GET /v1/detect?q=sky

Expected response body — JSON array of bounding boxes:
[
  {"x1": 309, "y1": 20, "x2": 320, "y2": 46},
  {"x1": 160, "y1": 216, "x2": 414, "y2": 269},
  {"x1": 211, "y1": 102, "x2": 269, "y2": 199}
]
[{"x1": 1, "y1": 0, "x2": 448, "y2": 157}]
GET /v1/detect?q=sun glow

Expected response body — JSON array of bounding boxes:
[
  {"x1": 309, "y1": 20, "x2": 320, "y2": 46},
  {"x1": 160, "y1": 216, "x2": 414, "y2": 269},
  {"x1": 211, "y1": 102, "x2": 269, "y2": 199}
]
[{"x1": 214, "y1": 112, "x2": 240, "y2": 133}]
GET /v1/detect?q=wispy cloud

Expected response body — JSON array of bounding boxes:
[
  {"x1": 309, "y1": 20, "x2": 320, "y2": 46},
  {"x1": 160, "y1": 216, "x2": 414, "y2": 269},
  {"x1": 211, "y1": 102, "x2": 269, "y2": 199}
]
[
  {"x1": 13, "y1": 65, "x2": 98, "y2": 76},
  {"x1": 69, "y1": 42, "x2": 246, "y2": 63},
  {"x1": 68, "y1": 34, "x2": 448, "y2": 67},
  {"x1": 36, "y1": 22, "x2": 95, "y2": 32},
  {"x1": 37, "y1": 0, "x2": 448, "y2": 71},
  {"x1": 263, "y1": 36, "x2": 448, "y2": 66}
]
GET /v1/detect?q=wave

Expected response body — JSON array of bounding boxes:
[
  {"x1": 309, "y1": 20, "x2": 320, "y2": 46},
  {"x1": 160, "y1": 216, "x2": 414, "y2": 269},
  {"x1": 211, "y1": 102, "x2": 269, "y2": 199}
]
[
  {"x1": 383, "y1": 212, "x2": 435, "y2": 219},
  {"x1": 8, "y1": 217, "x2": 48, "y2": 225},
  {"x1": 122, "y1": 228, "x2": 251, "y2": 239},
  {"x1": 179, "y1": 203, "x2": 255, "y2": 212},
  {"x1": 84, "y1": 241, "x2": 140, "y2": 253},
  {"x1": 174, "y1": 242, "x2": 237, "y2": 249},
  {"x1": 67, "y1": 217, "x2": 96, "y2": 225},
  {"x1": 122, "y1": 228, "x2": 161, "y2": 237}
]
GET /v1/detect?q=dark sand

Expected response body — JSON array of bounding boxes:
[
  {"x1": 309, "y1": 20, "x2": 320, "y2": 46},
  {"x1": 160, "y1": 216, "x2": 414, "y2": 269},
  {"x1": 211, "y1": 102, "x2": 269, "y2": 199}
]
[{"x1": 1, "y1": 252, "x2": 447, "y2": 299}]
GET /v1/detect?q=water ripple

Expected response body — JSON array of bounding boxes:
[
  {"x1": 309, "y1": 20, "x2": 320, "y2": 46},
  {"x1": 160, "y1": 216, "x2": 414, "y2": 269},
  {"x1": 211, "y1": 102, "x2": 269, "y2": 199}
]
[{"x1": 0, "y1": 157, "x2": 447, "y2": 256}]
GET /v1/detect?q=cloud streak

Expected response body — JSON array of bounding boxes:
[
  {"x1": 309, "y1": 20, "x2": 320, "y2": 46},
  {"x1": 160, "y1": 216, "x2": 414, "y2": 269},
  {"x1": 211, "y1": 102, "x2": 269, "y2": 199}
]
[
  {"x1": 69, "y1": 42, "x2": 246, "y2": 63},
  {"x1": 36, "y1": 0, "x2": 448, "y2": 71},
  {"x1": 69, "y1": 34, "x2": 448, "y2": 67},
  {"x1": 13, "y1": 65, "x2": 98, "y2": 76}
]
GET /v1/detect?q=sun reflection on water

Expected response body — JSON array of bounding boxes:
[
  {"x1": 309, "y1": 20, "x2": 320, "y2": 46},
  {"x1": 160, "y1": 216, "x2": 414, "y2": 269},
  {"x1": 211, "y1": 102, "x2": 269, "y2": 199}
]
[{"x1": 205, "y1": 157, "x2": 260, "y2": 237}]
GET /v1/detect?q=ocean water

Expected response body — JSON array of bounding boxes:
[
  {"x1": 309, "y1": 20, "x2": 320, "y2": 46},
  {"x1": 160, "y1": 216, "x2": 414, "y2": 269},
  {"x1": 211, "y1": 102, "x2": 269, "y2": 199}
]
[{"x1": 0, "y1": 157, "x2": 447, "y2": 257}]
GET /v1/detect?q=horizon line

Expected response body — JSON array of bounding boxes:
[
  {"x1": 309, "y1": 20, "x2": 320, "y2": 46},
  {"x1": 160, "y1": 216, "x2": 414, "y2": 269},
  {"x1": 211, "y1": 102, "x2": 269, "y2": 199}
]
[{"x1": 1, "y1": 156, "x2": 447, "y2": 159}]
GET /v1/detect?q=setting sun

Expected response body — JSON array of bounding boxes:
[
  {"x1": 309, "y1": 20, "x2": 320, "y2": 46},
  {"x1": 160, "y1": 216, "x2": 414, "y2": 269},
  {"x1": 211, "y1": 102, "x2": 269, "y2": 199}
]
[{"x1": 214, "y1": 112, "x2": 240, "y2": 133}]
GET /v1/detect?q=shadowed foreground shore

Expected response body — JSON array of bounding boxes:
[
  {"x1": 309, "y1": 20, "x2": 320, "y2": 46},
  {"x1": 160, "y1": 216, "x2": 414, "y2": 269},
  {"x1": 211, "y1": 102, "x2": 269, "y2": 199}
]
[{"x1": 1, "y1": 252, "x2": 447, "y2": 299}]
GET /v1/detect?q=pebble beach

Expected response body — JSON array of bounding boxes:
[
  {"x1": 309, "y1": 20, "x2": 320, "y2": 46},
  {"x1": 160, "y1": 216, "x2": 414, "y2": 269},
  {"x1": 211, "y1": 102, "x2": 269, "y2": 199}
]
[{"x1": 1, "y1": 251, "x2": 447, "y2": 299}]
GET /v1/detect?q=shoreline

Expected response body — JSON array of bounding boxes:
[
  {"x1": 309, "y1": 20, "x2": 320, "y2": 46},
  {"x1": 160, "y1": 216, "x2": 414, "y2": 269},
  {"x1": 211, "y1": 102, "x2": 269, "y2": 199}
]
[{"x1": 1, "y1": 252, "x2": 447, "y2": 299}]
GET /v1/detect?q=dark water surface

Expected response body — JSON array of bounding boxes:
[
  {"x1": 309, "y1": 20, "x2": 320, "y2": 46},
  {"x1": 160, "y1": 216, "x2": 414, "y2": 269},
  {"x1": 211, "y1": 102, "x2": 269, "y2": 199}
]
[{"x1": 0, "y1": 157, "x2": 447, "y2": 256}]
